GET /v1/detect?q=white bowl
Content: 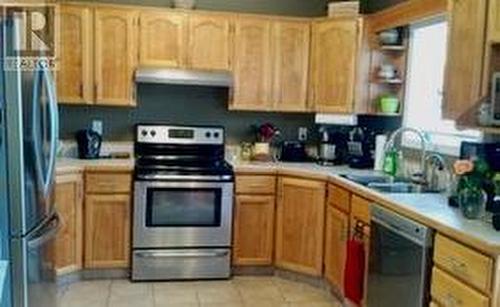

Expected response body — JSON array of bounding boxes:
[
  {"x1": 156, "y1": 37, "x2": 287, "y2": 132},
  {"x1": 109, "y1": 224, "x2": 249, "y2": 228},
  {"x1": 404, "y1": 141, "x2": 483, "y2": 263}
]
[{"x1": 173, "y1": 0, "x2": 196, "y2": 9}]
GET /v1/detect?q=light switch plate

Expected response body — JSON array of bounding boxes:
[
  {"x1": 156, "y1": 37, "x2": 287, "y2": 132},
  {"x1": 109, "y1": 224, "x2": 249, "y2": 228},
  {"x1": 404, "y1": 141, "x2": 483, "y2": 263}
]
[
  {"x1": 92, "y1": 120, "x2": 103, "y2": 135},
  {"x1": 298, "y1": 127, "x2": 308, "y2": 141}
]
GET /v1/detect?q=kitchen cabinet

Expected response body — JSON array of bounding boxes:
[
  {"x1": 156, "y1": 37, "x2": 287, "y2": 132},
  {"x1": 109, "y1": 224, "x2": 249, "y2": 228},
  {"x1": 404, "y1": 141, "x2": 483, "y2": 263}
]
[
  {"x1": 324, "y1": 206, "x2": 349, "y2": 292},
  {"x1": 139, "y1": 11, "x2": 187, "y2": 67},
  {"x1": 188, "y1": 13, "x2": 233, "y2": 70},
  {"x1": 233, "y1": 195, "x2": 275, "y2": 265},
  {"x1": 431, "y1": 267, "x2": 489, "y2": 307},
  {"x1": 84, "y1": 171, "x2": 132, "y2": 268},
  {"x1": 231, "y1": 16, "x2": 273, "y2": 111},
  {"x1": 272, "y1": 20, "x2": 311, "y2": 112},
  {"x1": 443, "y1": 0, "x2": 487, "y2": 120},
  {"x1": 58, "y1": 5, "x2": 93, "y2": 105},
  {"x1": 489, "y1": 0, "x2": 500, "y2": 43},
  {"x1": 310, "y1": 18, "x2": 359, "y2": 114},
  {"x1": 275, "y1": 177, "x2": 326, "y2": 276},
  {"x1": 54, "y1": 173, "x2": 83, "y2": 275},
  {"x1": 94, "y1": 7, "x2": 138, "y2": 106}
]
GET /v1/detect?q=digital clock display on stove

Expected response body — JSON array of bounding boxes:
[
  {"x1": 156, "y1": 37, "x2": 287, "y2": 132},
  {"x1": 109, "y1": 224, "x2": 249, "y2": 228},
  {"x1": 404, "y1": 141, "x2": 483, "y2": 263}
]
[{"x1": 168, "y1": 129, "x2": 194, "y2": 139}]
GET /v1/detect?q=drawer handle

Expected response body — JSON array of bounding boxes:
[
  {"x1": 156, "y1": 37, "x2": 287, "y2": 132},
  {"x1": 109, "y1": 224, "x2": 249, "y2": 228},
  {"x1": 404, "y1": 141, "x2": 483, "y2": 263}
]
[
  {"x1": 136, "y1": 251, "x2": 229, "y2": 259},
  {"x1": 444, "y1": 293, "x2": 463, "y2": 306},
  {"x1": 448, "y1": 257, "x2": 467, "y2": 275}
]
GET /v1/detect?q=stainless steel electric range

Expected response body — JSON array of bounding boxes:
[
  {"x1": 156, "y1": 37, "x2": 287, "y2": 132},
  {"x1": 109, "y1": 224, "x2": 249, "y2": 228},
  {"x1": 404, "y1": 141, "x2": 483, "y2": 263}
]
[{"x1": 132, "y1": 124, "x2": 234, "y2": 281}]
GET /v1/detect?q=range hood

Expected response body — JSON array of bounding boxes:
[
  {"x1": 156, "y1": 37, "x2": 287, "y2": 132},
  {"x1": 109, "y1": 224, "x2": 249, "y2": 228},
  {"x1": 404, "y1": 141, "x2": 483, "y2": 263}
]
[{"x1": 135, "y1": 67, "x2": 233, "y2": 87}]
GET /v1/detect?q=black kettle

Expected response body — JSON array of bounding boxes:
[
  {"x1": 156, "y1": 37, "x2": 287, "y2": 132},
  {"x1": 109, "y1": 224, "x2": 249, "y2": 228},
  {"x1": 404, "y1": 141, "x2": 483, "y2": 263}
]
[{"x1": 76, "y1": 129, "x2": 102, "y2": 159}]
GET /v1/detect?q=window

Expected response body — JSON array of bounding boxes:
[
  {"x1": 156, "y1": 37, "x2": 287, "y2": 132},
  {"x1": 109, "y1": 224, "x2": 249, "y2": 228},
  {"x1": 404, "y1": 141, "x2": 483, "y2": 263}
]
[{"x1": 404, "y1": 18, "x2": 481, "y2": 156}]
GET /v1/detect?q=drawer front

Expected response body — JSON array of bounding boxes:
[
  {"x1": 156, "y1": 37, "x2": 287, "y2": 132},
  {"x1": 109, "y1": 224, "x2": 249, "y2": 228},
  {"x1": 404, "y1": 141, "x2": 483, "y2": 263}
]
[
  {"x1": 327, "y1": 184, "x2": 350, "y2": 212},
  {"x1": 431, "y1": 267, "x2": 489, "y2": 307},
  {"x1": 235, "y1": 175, "x2": 276, "y2": 195},
  {"x1": 350, "y1": 195, "x2": 371, "y2": 224},
  {"x1": 434, "y1": 234, "x2": 493, "y2": 294},
  {"x1": 86, "y1": 172, "x2": 132, "y2": 194}
]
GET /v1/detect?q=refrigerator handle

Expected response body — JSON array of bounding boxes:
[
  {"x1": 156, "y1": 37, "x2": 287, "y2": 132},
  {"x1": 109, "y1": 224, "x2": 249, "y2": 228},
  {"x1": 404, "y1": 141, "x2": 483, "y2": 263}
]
[
  {"x1": 32, "y1": 65, "x2": 59, "y2": 198},
  {"x1": 27, "y1": 212, "x2": 60, "y2": 249}
]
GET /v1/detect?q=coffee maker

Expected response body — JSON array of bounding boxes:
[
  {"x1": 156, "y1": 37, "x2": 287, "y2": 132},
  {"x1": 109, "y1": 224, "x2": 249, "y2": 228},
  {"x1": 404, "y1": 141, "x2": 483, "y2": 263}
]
[
  {"x1": 347, "y1": 128, "x2": 374, "y2": 169},
  {"x1": 317, "y1": 128, "x2": 348, "y2": 165}
]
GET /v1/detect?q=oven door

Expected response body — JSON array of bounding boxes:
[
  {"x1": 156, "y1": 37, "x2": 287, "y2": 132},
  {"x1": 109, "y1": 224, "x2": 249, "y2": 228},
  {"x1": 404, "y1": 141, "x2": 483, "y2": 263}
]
[{"x1": 133, "y1": 180, "x2": 234, "y2": 248}]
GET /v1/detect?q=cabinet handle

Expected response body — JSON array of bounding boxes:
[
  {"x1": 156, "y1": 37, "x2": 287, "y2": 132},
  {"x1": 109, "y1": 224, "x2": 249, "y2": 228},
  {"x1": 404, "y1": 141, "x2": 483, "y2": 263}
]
[
  {"x1": 444, "y1": 293, "x2": 462, "y2": 306},
  {"x1": 447, "y1": 257, "x2": 467, "y2": 275}
]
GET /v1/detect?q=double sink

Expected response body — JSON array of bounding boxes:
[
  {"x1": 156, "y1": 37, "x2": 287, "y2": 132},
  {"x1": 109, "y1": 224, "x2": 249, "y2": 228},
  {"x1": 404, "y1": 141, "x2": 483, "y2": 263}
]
[{"x1": 340, "y1": 174, "x2": 440, "y2": 194}]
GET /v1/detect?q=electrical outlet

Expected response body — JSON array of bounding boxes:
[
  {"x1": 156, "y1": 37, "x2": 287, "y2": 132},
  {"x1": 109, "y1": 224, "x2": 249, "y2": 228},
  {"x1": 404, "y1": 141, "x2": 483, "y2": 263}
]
[
  {"x1": 92, "y1": 120, "x2": 103, "y2": 135},
  {"x1": 298, "y1": 127, "x2": 308, "y2": 141}
]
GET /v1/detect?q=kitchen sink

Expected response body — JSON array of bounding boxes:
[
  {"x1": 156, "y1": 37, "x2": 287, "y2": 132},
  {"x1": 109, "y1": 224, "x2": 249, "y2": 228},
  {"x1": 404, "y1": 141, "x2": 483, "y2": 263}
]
[
  {"x1": 340, "y1": 174, "x2": 440, "y2": 194},
  {"x1": 366, "y1": 182, "x2": 440, "y2": 194}
]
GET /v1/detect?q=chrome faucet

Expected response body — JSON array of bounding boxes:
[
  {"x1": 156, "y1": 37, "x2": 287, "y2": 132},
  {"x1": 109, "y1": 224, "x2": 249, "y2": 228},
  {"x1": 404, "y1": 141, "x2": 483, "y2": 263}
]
[
  {"x1": 423, "y1": 153, "x2": 451, "y2": 192},
  {"x1": 384, "y1": 127, "x2": 429, "y2": 182}
]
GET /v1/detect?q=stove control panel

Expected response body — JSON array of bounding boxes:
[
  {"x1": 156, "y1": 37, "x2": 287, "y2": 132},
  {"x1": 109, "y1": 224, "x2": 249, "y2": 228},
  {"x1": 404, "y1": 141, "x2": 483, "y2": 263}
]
[{"x1": 136, "y1": 125, "x2": 224, "y2": 145}]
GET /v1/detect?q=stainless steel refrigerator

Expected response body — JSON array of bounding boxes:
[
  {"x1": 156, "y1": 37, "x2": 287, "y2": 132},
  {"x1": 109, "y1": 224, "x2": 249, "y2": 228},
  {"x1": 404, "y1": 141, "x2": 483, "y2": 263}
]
[{"x1": 0, "y1": 11, "x2": 60, "y2": 307}]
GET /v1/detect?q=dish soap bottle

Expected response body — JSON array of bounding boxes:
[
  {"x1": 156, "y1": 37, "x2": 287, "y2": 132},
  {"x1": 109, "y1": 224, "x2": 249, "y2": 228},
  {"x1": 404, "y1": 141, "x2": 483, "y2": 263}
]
[{"x1": 383, "y1": 149, "x2": 398, "y2": 176}]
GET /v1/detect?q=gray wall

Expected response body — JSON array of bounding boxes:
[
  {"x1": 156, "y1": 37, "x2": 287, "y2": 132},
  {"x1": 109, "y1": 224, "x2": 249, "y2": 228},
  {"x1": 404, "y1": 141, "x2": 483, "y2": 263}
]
[{"x1": 60, "y1": 85, "x2": 316, "y2": 144}]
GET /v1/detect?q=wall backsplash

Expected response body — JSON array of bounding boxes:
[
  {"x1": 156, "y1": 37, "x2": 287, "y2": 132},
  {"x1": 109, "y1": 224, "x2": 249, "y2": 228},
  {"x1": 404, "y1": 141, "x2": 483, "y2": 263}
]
[{"x1": 59, "y1": 84, "x2": 316, "y2": 145}]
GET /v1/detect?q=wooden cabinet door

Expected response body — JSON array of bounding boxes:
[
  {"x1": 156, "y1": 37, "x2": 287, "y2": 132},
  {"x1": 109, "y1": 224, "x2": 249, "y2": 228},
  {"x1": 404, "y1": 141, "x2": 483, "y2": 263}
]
[
  {"x1": 311, "y1": 18, "x2": 358, "y2": 114},
  {"x1": 139, "y1": 11, "x2": 187, "y2": 67},
  {"x1": 443, "y1": 0, "x2": 487, "y2": 119},
  {"x1": 188, "y1": 13, "x2": 232, "y2": 70},
  {"x1": 324, "y1": 206, "x2": 349, "y2": 292},
  {"x1": 231, "y1": 16, "x2": 273, "y2": 111},
  {"x1": 58, "y1": 5, "x2": 93, "y2": 104},
  {"x1": 94, "y1": 7, "x2": 138, "y2": 106},
  {"x1": 233, "y1": 195, "x2": 275, "y2": 266},
  {"x1": 489, "y1": 0, "x2": 500, "y2": 42},
  {"x1": 84, "y1": 194, "x2": 131, "y2": 268},
  {"x1": 275, "y1": 177, "x2": 326, "y2": 276},
  {"x1": 272, "y1": 20, "x2": 310, "y2": 112},
  {"x1": 54, "y1": 173, "x2": 83, "y2": 274}
]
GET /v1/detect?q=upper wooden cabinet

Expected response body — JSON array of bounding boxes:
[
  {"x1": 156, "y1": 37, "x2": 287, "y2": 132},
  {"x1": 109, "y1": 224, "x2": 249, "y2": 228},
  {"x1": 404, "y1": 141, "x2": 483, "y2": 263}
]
[
  {"x1": 443, "y1": 0, "x2": 487, "y2": 119},
  {"x1": 275, "y1": 177, "x2": 326, "y2": 276},
  {"x1": 188, "y1": 13, "x2": 233, "y2": 70},
  {"x1": 488, "y1": 0, "x2": 500, "y2": 42},
  {"x1": 54, "y1": 173, "x2": 83, "y2": 275},
  {"x1": 231, "y1": 16, "x2": 273, "y2": 111},
  {"x1": 272, "y1": 20, "x2": 311, "y2": 112},
  {"x1": 139, "y1": 11, "x2": 187, "y2": 67},
  {"x1": 310, "y1": 18, "x2": 359, "y2": 114},
  {"x1": 57, "y1": 5, "x2": 93, "y2": 104},
  {"x1": 94, "y1": 7, "x2": 139, "y2": 106}
]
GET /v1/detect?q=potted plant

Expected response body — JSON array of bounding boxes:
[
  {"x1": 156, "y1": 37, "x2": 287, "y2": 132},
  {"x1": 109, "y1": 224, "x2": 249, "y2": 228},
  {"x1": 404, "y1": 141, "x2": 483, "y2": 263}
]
[
  {"x1": 252, "y1": 123, "x2": 280, "y2": 161},
  {"x1": 453, "y1": 159, "x2": 493, "y2": 219}
]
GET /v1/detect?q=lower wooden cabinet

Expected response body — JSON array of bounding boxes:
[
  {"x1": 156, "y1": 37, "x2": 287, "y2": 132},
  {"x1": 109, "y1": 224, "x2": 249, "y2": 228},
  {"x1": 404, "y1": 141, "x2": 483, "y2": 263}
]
[
  {"x1": 84, "y1": 194, "x2": 131, "y2": 268},
  {"x1": 431, "y1": 267, "x2": 489, "y2": 307},
  {"x1": 324, "y1": 206, "x2": 349, "y2": 292},
  {"x1": 233, "y1": 195, "x2": 275, "y2": 265},
  {"x1": 54, "y1": 173, "x2": 84, "y2": 274},
  {"x1": 275, "y1": 177, "x2": 326, "y2": 276}
]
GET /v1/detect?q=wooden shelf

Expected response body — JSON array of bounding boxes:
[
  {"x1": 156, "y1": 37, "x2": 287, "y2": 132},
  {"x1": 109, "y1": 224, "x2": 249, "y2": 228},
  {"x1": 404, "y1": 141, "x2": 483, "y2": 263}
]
[
  {"x1": 372, "y1": 78, "x2": 404, "y2": 85},
  {"x1": 379, "y1": 45, "x2": 406, "y2": 51},
  {"x1": 457, "y1": 124, "x2": 500, "y2": 134}
]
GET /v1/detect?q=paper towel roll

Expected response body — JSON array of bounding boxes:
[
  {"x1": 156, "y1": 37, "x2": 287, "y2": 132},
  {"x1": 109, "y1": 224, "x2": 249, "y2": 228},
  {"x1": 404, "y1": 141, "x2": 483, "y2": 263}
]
[{"x1": 374, "y1": 135, "x2": 388, "y2": 171}]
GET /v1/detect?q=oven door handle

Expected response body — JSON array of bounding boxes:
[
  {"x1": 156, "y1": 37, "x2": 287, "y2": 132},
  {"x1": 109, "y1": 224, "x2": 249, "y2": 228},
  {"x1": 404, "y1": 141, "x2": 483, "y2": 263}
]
[{"x1": 135, "y1": 250, "x2": 229, "y2": 259}]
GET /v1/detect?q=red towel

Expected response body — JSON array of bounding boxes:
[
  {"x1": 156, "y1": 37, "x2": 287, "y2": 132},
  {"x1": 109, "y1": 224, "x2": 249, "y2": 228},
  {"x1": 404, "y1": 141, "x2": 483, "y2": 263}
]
[{"x1": 344, "y1": 238, "x2": 366, "y2": 305}]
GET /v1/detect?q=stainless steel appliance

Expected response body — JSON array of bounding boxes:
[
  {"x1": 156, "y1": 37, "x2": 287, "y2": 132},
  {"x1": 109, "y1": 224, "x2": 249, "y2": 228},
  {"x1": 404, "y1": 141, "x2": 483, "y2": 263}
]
[
  {"x1": 367, "y1": 205, "x2": 434, "y2": 307},
  {"x1": 0, "y1": 13, "x2": 60, "y2": 307},
  {"x1": 132, "y1": 125, "x2": 234, "y2": 281},
  {"x1": 318, "y1": 130, "x2": 336, "y2": 165},
  {"x1": 490, "y1": 72, "x2": 500, "y2": 125}
]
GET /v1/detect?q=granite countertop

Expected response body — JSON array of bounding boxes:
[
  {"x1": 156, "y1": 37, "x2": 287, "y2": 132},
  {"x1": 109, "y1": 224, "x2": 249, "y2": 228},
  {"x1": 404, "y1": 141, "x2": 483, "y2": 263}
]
[{"x1": 56, "y1": 158, "x2": 500, "y2": 255}]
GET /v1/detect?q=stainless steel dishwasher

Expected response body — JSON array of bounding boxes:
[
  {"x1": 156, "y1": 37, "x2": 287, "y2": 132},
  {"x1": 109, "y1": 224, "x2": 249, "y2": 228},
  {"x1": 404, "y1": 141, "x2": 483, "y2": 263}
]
[{"x1": 367, "y1": 205, "x2": 434, "y2": 307}]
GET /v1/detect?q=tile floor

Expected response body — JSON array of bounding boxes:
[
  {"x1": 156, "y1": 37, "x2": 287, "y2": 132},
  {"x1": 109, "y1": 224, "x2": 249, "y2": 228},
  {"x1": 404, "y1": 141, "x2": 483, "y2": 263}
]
[{"x1": 57, "y1": 276, "x2": 343, "y2": 307}]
